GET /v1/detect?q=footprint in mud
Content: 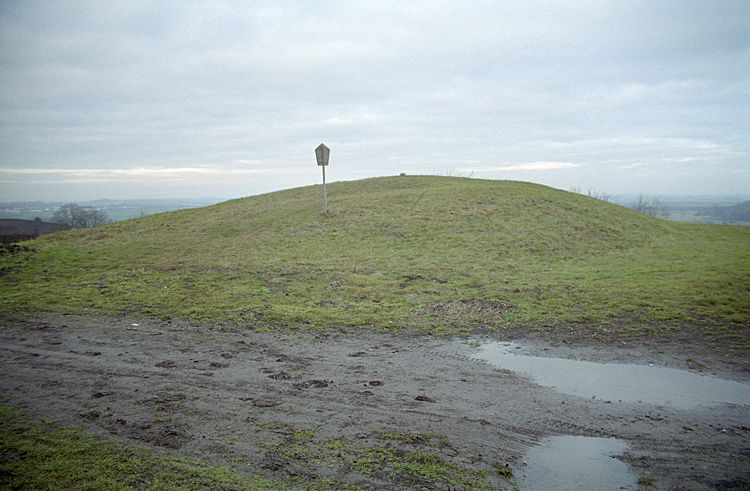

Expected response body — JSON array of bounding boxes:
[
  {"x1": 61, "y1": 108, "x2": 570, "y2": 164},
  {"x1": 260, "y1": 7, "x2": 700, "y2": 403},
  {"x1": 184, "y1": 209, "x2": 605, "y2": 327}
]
[
  {"x1": 262, "y1": 450, "x2": 289, "y2": 471},
  {"x1": 71, "y1": 350, "x2": 102, "y2": 356},
  {"x1": 293, "y1": 379, "x2": 332, "y2": 389},
  {"x1": 135, "y1": 427, "x2": 190, "y2": 449},
  {"x1": 91, "y1": 391, "x2": 114, "y2": 399},
  {"x1": 148, "y1": 392, "x2": 187, "y2": 404},
  {"x1": 268, "y1": 371, "x2": 292, "y2": 380},
  {"x1": 415, "y1": 395, "x2": 436, "y2": 403},
  {"x1": 239, "y1": 396, "x2": 282, "y2": 407}
]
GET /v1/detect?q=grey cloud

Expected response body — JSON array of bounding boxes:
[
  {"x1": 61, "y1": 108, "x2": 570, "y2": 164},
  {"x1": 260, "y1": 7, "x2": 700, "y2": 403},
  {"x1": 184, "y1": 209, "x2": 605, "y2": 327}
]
[{"x1": 1, "y1": 0, "x2": 748, "y2": 200}]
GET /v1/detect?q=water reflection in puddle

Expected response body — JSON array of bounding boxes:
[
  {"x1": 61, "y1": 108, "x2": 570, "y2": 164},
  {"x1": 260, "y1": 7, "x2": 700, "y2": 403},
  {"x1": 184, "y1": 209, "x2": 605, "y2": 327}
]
[
  {"x1": 519, "y1": 436, "x2": 636, "y2": 491},
  {"x1": 472, "y1": 342, "x2": 750, "y2": 409}
]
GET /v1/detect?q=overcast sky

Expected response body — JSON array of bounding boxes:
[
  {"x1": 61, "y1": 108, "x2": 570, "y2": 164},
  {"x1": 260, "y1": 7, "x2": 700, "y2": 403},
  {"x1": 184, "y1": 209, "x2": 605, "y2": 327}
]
[{"x1": 1, "y1": 0, "x2": 748, "y2": 201}]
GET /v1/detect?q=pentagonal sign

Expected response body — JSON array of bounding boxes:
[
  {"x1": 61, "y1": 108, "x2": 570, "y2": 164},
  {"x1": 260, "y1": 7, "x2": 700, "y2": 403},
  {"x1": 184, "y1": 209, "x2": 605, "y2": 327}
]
[{"x1": 315, "y1": 143, "x2": 330, "y2": 166}]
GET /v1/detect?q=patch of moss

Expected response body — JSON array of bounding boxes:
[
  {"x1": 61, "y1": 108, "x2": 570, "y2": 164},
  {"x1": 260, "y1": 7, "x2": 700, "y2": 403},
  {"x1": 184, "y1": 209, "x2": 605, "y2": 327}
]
[
  {"x1": 252, "y1": 421, "x2": 512, "y2": 489},
  {"x1": 492, "y1": 462, "x2": 514, "y2": 477},
  {"x1": 638, "y1": 476, "x2": 655, "y2": 486}
]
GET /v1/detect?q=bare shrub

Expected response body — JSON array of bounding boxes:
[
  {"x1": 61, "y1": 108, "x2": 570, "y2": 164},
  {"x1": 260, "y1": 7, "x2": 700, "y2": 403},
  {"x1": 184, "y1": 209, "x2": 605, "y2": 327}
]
[
  {"x1": 53, "y1": 203, "x2": 110, "y2": 229},
  {"x1": 630, "y1": 194, "x2": 666, "y2": 217}
]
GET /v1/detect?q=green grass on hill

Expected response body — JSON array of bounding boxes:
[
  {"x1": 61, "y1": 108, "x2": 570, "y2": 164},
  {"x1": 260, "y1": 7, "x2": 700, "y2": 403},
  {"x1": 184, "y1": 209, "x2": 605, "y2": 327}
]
[{"x1": 1, "y1": 176, "x2": 748, "y2": 336}]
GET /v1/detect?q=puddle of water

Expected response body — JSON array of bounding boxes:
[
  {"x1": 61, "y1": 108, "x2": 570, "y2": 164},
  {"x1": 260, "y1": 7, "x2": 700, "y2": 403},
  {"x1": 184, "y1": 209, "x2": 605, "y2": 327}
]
[
  {"x1": 472, "y1": 342, "x2": 750, "y2": 409},
  {"x1": 519, "y1": 436, "x2": 636, "y2": 491}
]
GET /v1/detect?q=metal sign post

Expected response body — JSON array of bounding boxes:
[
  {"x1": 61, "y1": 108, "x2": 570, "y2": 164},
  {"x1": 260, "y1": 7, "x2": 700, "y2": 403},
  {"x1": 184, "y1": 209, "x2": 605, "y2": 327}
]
[
  {"x1": 323, "y1": 164, "x2": 327, "y2": 210},
  {"x1": 315, "y1": 143, "x2": 330, "y2": 211}
]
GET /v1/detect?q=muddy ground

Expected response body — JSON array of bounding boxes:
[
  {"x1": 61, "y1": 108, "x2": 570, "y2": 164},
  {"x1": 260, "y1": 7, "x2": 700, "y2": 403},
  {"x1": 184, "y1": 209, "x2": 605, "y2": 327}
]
[{"x1": 1, "y1": 313, "x2": 748, "y2": 490}]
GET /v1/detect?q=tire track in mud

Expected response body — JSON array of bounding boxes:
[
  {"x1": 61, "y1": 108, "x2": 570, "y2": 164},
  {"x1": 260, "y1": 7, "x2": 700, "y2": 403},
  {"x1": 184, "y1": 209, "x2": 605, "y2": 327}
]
[
  {"x1": 0, "y1": 338, "x2": 533, "y2": 447},
  {"x1": 400, "y1": 343, "x2": 553, "y2": 442},
  {"x1": 1, "y1": 332, "x2": 548, "y2": 475},
  {"x1": 2, "y1": 316, "x2": 749, "y2": 490},
  {"x1": 419, "y1": 344, "x2": 596, "y2": 434}
]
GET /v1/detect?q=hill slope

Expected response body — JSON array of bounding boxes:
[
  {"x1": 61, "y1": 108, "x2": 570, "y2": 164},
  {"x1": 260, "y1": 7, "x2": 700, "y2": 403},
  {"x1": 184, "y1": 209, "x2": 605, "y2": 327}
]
[{"x1": 1, "y1": 176, "x2": 748, "y2": 336}]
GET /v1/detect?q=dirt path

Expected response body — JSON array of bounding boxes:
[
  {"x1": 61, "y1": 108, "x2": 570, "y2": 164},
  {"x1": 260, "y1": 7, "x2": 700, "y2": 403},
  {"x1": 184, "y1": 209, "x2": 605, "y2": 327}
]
[{"x1": 1, "y1": 314, "x2": 748, "y2": 490}]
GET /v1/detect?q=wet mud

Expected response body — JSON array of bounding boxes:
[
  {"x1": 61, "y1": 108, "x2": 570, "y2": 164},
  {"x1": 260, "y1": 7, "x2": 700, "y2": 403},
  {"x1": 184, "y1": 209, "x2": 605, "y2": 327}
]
[
  {"x1": 472, "y1": 341, "x2": 750, "y2": 409},
  {"x1": 1, "y1": 313, "x2": 748, "y2": 490}
]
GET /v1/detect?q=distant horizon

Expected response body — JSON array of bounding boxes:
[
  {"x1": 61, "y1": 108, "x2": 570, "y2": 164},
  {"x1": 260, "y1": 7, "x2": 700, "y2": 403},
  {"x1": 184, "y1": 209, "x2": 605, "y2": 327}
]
[
  {"x1": 0, "y1": 197, "x2": 224, "y2": 204},
  {"x1": 2, "y1": 176, "x2": 749, "y2": 228},
  {"x1": 2, "y1": 175, "x2": 750, "y2": 206},
  {"x1": 2, "y1": 175, "x2": 750, "y2": 205}
]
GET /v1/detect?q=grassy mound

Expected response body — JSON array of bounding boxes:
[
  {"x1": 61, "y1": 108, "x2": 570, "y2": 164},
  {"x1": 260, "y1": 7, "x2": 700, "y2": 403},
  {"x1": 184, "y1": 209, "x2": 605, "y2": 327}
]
[{"x1": 1, "y1": 176, "x2": 748, "y2": 334}]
